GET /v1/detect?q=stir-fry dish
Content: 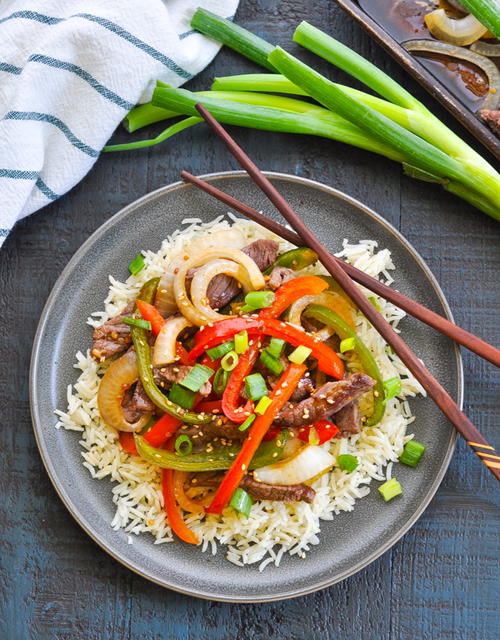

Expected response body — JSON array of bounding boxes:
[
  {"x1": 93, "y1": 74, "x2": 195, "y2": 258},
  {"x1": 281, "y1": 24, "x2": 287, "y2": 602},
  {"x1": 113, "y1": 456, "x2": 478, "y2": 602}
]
[{"x1": 57, "y1": 217, "x2": 427, "y2": 567}]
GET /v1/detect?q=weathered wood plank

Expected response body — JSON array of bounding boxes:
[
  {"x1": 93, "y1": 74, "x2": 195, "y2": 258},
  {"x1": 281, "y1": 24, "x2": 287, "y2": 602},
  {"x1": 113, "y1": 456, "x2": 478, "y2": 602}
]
[{"x1": 0, "y1": 2, "x2": 498, "y2": 639}]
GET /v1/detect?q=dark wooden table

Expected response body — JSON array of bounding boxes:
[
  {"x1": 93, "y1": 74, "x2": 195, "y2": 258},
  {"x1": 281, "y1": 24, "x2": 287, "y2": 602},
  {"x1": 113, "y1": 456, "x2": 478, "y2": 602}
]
[{"x1": 1, "y1": 2, "x2": 498, "y2": 638}]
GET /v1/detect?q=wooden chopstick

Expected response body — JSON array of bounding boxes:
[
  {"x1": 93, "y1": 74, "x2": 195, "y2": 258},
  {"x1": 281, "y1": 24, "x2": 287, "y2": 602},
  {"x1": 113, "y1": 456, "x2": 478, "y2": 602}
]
[
  {"x1": 181, "y1": 170, "x2": 500, "y2": 368},
  {"x1": 192, "y1": 102, "x2": 500, "y2": 481}
]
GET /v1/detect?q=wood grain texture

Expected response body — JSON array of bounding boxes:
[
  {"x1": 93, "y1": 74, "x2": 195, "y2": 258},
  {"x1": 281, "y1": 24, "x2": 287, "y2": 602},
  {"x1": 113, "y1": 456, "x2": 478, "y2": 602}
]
[{"x1": 0, "y1": 1, "x2": 498, "y2": 638}]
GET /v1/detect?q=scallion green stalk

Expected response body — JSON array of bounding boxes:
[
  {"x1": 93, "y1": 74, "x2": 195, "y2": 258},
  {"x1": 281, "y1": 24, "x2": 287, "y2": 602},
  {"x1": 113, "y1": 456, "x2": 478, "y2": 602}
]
[
  {"x1": 191, "y1": 8, "x2": 277, "y2": 72},
  {"x1": 459, "y1": 0, "x2": 500, "y2": 39},
  {"x1": 104, "y1": 116, "x2": 201, "y2": 152},
  {"x1": 268, "y1": 46, "x2": 500, "y2": 217}
]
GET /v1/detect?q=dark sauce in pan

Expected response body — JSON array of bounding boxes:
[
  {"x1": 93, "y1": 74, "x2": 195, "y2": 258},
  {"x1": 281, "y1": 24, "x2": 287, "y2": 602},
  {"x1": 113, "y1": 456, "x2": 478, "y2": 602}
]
[{"x1": 357, "y1": 0, "x2": 498, "y2": 113}]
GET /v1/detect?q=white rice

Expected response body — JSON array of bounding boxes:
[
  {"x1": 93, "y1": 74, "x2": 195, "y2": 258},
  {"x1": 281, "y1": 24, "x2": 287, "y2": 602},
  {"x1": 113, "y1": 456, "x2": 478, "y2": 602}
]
[{"x1": 55, "y1": 214, "x2": 426, "y2": 569}]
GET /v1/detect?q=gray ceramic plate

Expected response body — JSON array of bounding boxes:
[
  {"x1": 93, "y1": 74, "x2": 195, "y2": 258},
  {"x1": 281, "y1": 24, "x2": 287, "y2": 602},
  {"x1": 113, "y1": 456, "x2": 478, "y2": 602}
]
[{"x1": 30, "y1": 171, "x2": 461, "y2": 602}]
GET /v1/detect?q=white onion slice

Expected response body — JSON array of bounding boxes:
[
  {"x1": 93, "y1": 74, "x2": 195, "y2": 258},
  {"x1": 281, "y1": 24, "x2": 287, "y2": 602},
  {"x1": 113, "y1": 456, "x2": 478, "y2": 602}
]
[
  {"x1": 152, "y1": 315, "x2": 192, "y2": 366},
  {"x1": 97, "y1": 350, "x2": 152, "y2": 432},
  {"x1": 190, "y1": 259, "x2": 253, "y2": 321},
  {"x1": 254, "y1": 445, "x2": 335, "y2": 485},
  {"x1": 174, "y1": 248, "x2": 266, "y2": 325},
  {"x1": 155, "y1": 229, "x2": 246, "y2": 316}
]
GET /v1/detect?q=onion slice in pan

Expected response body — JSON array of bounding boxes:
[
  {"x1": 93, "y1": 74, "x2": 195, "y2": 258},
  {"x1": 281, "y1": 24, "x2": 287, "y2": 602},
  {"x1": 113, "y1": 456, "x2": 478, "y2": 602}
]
[
  {"x1": 153, "y1": 315, "x2": 192, "y2": 365},
  {"x1": 424, "y1": 9, "x2": 488, "y2": 46}
]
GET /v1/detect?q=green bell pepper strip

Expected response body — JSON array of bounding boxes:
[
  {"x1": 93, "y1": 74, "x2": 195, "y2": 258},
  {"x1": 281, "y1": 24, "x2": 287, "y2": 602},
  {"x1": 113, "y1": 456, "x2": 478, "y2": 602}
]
[
  {"x1": 131, "y1": 278, "x2": 212, "y2": 425},
  {"x1": 134, "y1": 429, "x2": 289, "y2": 471},
  {"x1": 263, "y1": 247, "x2": 319, "y2": 274},
  {"x1": 304, "y1": 304, "x2": 385, "y2": 426}
]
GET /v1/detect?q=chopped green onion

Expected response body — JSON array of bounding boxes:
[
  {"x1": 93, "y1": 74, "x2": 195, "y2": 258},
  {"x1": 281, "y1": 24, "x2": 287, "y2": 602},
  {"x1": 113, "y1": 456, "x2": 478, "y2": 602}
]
[
  {"x1": 128, "y1": 253, "x2": 145, "y2": 275},
  {"x1": 288, "y1": 345, "x2": 312, "y2": 364},
  {"x1": 244, "y1": 373, "x2": 268, "y2": 401},
  {"x1": 168, "y1": 383, "x2": 196, "y2": 409},
  {"x1": 255, "y1": 396, "x2": 272, "y2": 415},
  {"x1": 267, "y1": 337, "x2": 286, "y2": 358},
  {"x1": 383, "y1": 377, "x2": 402, "y2": 402},
  {"x1": 221, "y1": 350, "x2": 239, "y2": 371},
  {"x1": 368, "y1": 296, "x2": 381, "y2": 311},
  {"x1": 179, "y1": 364, "x2": 213, "y2": 392},
  {"x1": 399, "y1": 440, "x2": 426, "y2": 467},
  {"x1": 259, "y1": 349, "x2": 284, "y2": 376},
  {"x1": 337, "y1": 454, "x2": 359, "y2": 473},
  {"x1": 229, "y1": 487, "x2": 254, "y2": 517},
  {"x1": 175, "y1": 434, "x2": 193, "y2": 456},
  {"x1": 340, "y1": 337, "x2": 355, "y2": 353},
  {"x1": 206, "y1": 340, "x2": 235, "y2": 360},
  {"x1": 234, "y1": 330, "x2": 249, "y2": 354},
  {"x1": 240, "y1": 304, "x2": 258, "y2": 314},
  {"x1": 213, "y1": 367, "x2": 229, "y2": 395},
  {"x1": 238, "y1": 414, "x2": 256, "y2": 432},
  {"x1": 244, "y1": 290, "x2": 275, "y2": 309},
  {"x1": 123, "y1": 317, "x2": 152, "y2": 331},
  {"x1": 378, "y1": 478, "x2": 402, "y2": 502},
  {"x1": 308, "y1": 427, "x2": 320, "y2": 445}
]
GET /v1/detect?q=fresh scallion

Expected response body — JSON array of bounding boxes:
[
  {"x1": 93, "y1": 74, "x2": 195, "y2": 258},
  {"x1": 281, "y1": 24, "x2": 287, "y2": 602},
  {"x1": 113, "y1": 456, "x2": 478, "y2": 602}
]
[
  {"x1": 378, "y1": 478, "x2": 403, "y2": 502},
  {"x1": 399, "y1": 440, "x2": 426, "y2": 467},
  {"x1": 234, "y1": 330, "x2": 249, "y2": 354},
  {"x1": 123, "y1": 317, "x2": 152, "y2": 331},
  {"x1": 288, "y1": 345, "x2": 312, "y2": 364},
  {"x1": 213, "y1": 367, "x2": 229, "y2": 395},
  {"x1": 168, "y1": 383, "x2": 196, "y2": 409},
  {"x1": 179, "y1": 364, "x2": 213, "y2": 392},
  {"x1": 128, "y1": 253, "x2": 145, "y2": 275},
  {"x1": 240, "y1": 304, "x2": 258, "y2": 314},
  {"x1": 238, "y1": 413, "x2": 256, "y2": 432},
  {"x1": 340, "y1": 337, "x2": 355, "y2": 353},
  {"x1": 206, "y1": 340, "x2": 235, "y2": 360},
  {"x1": 368, "y1": 296, "x2": 381, "y2": 311},
  {"x1": 244, "y1": 373, "x2": 268, "y2": 401},
  {"x1": 229, "y1": 487, "x2": 254, "y2": 517},
  {"x1": 221, "y1": 350, "x2": 239, "y2": 371},
  {"x1": 175, "y1": 434, "x2": 193, "y2": 456},
  {"x1": 259, "y1": 349, "x2": 284, "y2": 376},
  {"x1": 255, "y1": 395, "x2": 272, "y2": 415},
  {"x1": 337, "y1": 454, "x2": 359, "y2": 473},
  {"x1": 266, "y1": 337, "x2": 286, "y2": 358},
  {"x1": 383, "y1": 377, "x2": 402, "y2": 401},
  {"x1": 308, "y1": 427, "x2": 320, "y2": 445},
  {"x1": 244, "y1": 290, "x2": 275, "y2": 309}
]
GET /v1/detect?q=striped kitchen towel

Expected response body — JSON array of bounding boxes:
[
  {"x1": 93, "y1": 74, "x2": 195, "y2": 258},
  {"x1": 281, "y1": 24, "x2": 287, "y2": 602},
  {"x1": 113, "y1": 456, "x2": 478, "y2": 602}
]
[{"x1": 0, "y1": 0, "x2": 239, "y2": 248}]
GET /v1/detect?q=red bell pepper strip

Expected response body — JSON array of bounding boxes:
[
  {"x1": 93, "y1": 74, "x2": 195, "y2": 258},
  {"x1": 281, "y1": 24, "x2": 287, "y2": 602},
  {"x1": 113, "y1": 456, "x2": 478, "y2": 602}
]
[
  {"x1": 262, "y1": 425, "x2": 282, "y2": 442},
  {"x1": 206, "y1": 362, "x2": 307, "y2": 514},
  {"x1": 189, "y1": 317, "x2": 344, "y2": 379},
  {"x1": 119, "y1": 431, "x2": 139, "y2": 454},
  {"x1": 260, "y1": 275, "x2": 328, "y2": 319},
  {"x1": 175, "y1": 342, "x2": 191, "y2": 365},
  {"x1": 298, "y1": 419, "x2": 340, "y2": 445},
  {"x1": 196, "y1": 400, "x2": 223, "y2": 414},
  {"x1": 136, "y1": 300, "x2": 165, "y2": 336},
  {"x1": 221, "y1": 340, "x2": 260, "y2": 423}
]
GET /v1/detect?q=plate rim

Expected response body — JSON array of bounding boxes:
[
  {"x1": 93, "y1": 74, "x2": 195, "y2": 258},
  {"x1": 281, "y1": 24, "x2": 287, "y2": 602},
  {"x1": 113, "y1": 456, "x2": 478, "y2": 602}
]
[{"x1": 30, "y1": 170, "x2": 462, "y2": 602}]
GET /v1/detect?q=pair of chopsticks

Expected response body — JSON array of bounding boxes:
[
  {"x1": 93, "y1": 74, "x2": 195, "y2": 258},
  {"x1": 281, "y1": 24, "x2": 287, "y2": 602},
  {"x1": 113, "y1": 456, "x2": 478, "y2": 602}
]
[{"x1": 183, "y1": 103, "x2": 500, "y2": 481}]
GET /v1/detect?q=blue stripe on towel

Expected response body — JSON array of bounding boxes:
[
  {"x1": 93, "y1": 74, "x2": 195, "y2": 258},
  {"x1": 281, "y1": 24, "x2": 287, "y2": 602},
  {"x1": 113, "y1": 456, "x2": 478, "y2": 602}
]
[
  {"x1": 29, "y1": 54, "x2": 135, "y2": 110},
  {"x1": 3, "y1": 112, "x2": 99, "y2": 157},
  {"x1": 0, "y1": 229, "x2": 10, "y2": 237},
  {"x1": 0, "y1": 62, "x2": 22, "y2": 74},
  {"x1": 0, "y1": 169, "x2": 59, "y2": 200},
  {"x1": 35, "y1": 177, "x2": 59, "y2": 200},
  {"x1": 0, "y1": 169, "x2": 39, "y2": 179},
  {"x1": 0, "y1": 10, "x2": 192, "y2": 79}
]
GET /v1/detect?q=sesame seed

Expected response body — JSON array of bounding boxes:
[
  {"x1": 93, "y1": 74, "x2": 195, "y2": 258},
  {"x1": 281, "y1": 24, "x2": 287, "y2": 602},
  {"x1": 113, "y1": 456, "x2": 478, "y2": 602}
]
[
  {"x1": 326, "y1": 398, "x2": 334, "y2": 405},
  {"x1": 272, "y1": 452, "x2": 278, "y2": 458},
  {"x1": 241, "y1": 464, "x2": 246, "y2": 470}
]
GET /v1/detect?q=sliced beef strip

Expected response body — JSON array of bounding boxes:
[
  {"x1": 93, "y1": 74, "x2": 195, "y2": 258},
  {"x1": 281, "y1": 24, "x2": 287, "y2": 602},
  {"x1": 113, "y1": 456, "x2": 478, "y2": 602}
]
[
  {"x1": 186, "y1": 239, "x2": 279, "y2": 310},
  {"x1": 289, "y1": 375, "x2": 316, "y2": 403},
  {"x1": 91, "y1": 302, "x2": 134, "y2": 360},
  {"x1": 274, "y1": 373, "x2": 375, "y2": 428},
  {"x1": 191, "y1": 472, "x2": 316, "y2": 504},
  {"x1": 121, "y1": 380, "x2": 155, "y2": 423},
  {"x1": 479, "y1": 109, "x2": 500, "y2": 136},
  {"x1": 267, "y1": 266, "x2": 295, "y2": 291},
  {"x1": 177, "y1": 416, "x2": 246, "y2": 450},
  {"x1": 153, "y1": 364, "x2": 212, "y2": 396},
  {"x1": 239, "y1": 475, "x2": 316, "y2": 504},
  {"x1": 333, "y1": 401, "x2": 360, "y2": 435}
]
